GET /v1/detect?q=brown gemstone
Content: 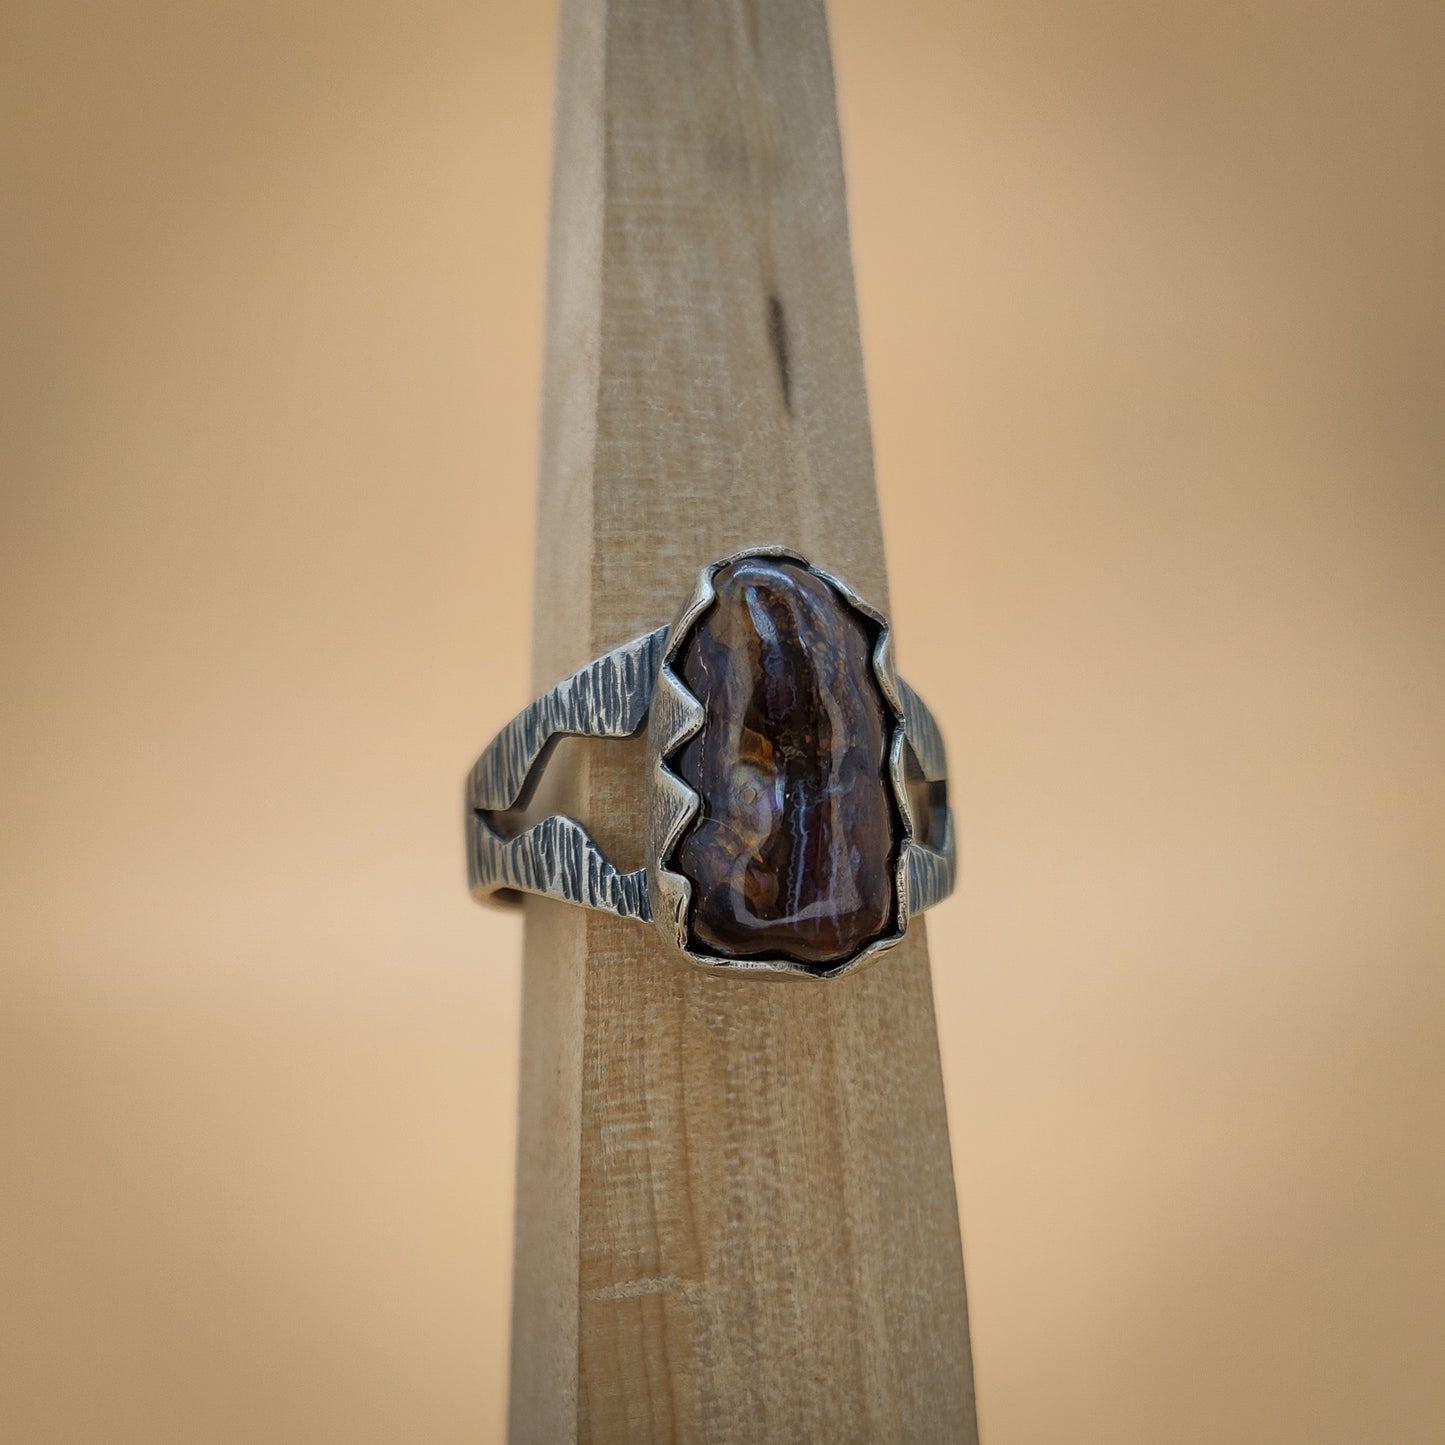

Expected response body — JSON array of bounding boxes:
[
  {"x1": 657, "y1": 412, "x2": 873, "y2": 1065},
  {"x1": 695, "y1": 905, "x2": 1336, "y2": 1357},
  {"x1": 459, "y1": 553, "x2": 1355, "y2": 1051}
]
[{"x1": 670, "y1": 557, "x2": 898, "y2": 968}]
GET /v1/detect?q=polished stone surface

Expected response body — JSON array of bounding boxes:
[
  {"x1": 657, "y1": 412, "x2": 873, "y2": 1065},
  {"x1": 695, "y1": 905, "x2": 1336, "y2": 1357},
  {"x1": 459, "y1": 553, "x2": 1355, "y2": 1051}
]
[{"x1": 671, "y1": 557, "x2": 897, "y2": 967}]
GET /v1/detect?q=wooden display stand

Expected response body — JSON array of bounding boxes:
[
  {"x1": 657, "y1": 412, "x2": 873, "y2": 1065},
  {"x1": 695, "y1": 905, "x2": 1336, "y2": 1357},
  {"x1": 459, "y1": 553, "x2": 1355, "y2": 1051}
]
[{"x1": 510, "y1": 1, "x2": 977, "y2": 1438}]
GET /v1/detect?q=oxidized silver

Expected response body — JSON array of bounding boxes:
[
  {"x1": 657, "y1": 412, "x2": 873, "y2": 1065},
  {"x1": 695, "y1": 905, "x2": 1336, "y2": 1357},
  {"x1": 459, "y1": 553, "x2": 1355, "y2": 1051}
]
[{"x1": 465, "y1": 545, "x2": 956, "y2": 980}]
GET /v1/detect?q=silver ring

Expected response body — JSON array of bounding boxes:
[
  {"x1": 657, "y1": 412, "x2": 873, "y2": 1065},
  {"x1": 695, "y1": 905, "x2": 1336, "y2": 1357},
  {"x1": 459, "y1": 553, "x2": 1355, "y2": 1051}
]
[{"x1": 465, "y1": 546, "x2": 955, "y2": 980}]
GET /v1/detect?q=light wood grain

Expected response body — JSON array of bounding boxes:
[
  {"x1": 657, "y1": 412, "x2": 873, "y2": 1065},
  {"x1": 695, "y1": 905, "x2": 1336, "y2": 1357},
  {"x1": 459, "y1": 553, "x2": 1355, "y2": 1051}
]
[{"x1": 510, "y1": 1, "x2": 977, "y2": 1438}]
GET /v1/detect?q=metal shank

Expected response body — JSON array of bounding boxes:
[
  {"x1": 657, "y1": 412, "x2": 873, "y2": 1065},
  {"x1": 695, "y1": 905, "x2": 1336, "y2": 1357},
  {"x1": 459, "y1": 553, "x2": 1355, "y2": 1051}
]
[{"x1": 466, "y1": 627, "x2": 665, "y2": 915}]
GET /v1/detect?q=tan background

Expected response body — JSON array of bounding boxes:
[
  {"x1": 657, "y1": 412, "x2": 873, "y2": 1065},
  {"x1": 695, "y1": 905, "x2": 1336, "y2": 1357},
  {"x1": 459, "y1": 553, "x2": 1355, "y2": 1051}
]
[{"x1": 3, "y1": 1, "x2": 1443, "y2": 1441}]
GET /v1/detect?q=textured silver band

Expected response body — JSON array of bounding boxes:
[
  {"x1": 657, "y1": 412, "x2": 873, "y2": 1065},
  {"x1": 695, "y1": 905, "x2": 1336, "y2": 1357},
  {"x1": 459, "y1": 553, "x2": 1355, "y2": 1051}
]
[{"x1": 464, "y1": 627, "x2": 666, "y2": 919}]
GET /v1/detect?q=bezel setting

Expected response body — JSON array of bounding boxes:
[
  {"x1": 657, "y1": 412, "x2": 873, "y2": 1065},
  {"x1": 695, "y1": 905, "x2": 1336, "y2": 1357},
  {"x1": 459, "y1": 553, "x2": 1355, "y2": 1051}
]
[{"x1": 646, "y1": 545, "x2": 922, "y2": 981}]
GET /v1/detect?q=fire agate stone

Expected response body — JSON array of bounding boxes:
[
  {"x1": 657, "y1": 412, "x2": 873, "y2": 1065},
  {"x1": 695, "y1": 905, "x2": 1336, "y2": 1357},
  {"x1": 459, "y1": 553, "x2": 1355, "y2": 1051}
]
[{"x1": 671, "y1": 557, "x2": 898, "y2": 967}]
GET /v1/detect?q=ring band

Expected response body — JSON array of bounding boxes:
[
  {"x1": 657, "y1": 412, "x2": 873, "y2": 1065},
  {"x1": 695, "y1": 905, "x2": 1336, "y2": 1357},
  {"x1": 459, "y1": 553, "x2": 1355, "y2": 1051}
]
[{"x1": 465, "y1": 546, "x2": 955, "y2": 980}]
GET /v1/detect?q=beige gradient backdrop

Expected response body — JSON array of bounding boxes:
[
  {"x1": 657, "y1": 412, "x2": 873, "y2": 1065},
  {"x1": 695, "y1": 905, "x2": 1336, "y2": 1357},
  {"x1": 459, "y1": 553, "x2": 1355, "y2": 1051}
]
[{"x1": 3, "y1": 2, "x2": 1443, "y2": 1442}]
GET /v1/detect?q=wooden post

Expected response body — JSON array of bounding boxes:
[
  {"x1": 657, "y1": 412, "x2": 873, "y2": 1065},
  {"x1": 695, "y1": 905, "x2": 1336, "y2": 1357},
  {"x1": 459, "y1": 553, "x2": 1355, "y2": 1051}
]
[{"x1": 510, "y1": 1, "x2": 977, "y2": 1438}]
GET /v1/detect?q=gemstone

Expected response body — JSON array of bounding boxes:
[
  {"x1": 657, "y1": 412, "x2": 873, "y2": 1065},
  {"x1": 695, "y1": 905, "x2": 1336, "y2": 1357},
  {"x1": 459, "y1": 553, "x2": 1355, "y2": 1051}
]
[{"x1": 670, "y1": 556, "x2": 898, "y2": 968}]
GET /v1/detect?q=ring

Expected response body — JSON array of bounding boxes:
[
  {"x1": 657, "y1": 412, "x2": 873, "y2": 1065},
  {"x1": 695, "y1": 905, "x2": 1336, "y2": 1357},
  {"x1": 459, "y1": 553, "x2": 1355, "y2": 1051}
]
[{"x1": 465, "y1": 546, "x2": 955, "y2": 980}]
